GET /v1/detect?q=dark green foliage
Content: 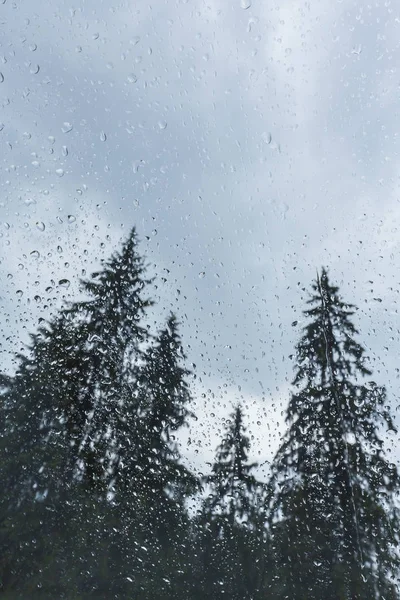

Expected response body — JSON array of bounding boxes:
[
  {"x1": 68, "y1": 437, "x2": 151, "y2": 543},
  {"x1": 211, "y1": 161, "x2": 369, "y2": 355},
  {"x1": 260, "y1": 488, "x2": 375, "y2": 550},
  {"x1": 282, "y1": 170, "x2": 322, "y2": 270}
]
[
  {"x1": 2, "y1": 239, "x2": 400, "y2": 599},
  {"x1": 197, "y1": 406, "x2": 266, "y2": 599},
  {"x1": 267, "y1": 268, "x2": 400, "y2": 599}
]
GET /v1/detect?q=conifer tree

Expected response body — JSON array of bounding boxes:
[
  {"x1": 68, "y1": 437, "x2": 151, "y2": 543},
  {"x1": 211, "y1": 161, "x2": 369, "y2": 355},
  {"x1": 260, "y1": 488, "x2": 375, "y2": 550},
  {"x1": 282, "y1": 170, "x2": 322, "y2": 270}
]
[
  {"x1": 267, "y1": 268, "x2": 400, "y2": 600},
  {"x1": 64, "y1": 226, "x2": 154, "y2": 493},
  {"x1": 198, "y1": 406, "x2": 265, "y2": 599}
]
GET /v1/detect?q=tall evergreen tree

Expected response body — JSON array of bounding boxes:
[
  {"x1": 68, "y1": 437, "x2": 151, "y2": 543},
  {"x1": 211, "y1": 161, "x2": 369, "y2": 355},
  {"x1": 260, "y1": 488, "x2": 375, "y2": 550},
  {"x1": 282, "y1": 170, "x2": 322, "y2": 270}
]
[
  {"x1": 64, "y1": 226, "x2": 154, "y2": 493},
  {"x1": 197, "y1": 406, "x2": 266, "y2": 599},
  {"x1": 267, "y1": 268, "x2": 400, "y2": 600}
]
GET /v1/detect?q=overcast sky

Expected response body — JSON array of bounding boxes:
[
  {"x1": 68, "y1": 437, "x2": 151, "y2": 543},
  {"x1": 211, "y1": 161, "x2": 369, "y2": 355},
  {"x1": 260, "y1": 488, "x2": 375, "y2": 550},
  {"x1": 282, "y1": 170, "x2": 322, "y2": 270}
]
[{"x1": 1, "y1": 0, "x2": 400, "y2": 478}]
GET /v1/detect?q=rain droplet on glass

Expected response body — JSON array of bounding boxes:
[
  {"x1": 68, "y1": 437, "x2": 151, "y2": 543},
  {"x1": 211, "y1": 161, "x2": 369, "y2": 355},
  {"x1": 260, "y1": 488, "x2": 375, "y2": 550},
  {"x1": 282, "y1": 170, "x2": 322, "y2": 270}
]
[{"x1": 62, "y1": 122, "x2": 73, "y2": 133}]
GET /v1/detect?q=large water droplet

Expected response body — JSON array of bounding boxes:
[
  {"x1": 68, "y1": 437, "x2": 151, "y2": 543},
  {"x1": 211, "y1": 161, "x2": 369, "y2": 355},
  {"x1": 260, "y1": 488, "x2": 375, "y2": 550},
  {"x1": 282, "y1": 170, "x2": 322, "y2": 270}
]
[
  {"x1": 62, "y1": 122, "x2": 73, "y2": 133},
  {"x1": 58, "y1": 279, "x2": 70, "y2": 289},
  {"x1": 30, "y1": 250, "x2": 40, "y2": 259}
]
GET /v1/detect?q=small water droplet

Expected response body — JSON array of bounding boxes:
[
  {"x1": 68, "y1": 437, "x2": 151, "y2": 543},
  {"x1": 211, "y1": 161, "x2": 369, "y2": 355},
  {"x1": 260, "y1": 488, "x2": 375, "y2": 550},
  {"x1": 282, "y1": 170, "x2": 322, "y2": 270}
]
[
  {"x1": 100, "y1": 131, "x2": 107, "y2": 142},
  {"x1": 240, "y1": 0, "x2": 251, "y2": 9},
  {"x1": 199, "y1": 271, "x2": 205, "y2": 279},
  {"x1": 62, "y1": 146, "x2": 68, "y2": 157},
  {"x1": 62, "y1": 122, "x2": 73, "y2": 133},
  {"x1": 67, "y1": 215, "x2": 76, "y2": 223},
  {"x1": 16, "y1": 290, "x2": 23, "y2": 298},
  {"x1": 48, "y1": 135, "x2": 55, "y2": 144},
  {"x1": 262, "y1": 132, "x2": 272, "y2": 144},
  {"x1": 0, "y1": 123, "x2": 4, "y2": 131},
  {"x1": 25, "y1": 197, "x2": 36, "y2": 206},
  {"x1": 36, "y1": 221, "x2": 45, "y2": 232},
  {"x1": 152, "y1": 229, "x2": 157, "y2": 236},
  {"x1": 0, "y1": 73, "x2": 4, "y2": 83},
  {"x1": 55, "y1": 168, "x2": 64, "y2": 177},
  {"x1": 158, "y1": 120, "x2": 167, "y2": 130},
  {"x1": 92, "y1": 32, "x2": 99, "y2": 40},
  {"x1": 57, "y1": 245, "x2": 63, "y2": 253},
  {"x1": 34, "y1": 295, "x2": 42, "y2": 303},
  {"x1": 29, "y1": 43, "x2": 37, "y2": 52},
  {"x1": 75, "y1": 45, "x2": 82, "y2": 53},
  {"x1": 127, "y1": 73, "x2": 137, "y2": 84},
  {"x1": 30, "y1": 64, "x2": 40, "y2": 75}
]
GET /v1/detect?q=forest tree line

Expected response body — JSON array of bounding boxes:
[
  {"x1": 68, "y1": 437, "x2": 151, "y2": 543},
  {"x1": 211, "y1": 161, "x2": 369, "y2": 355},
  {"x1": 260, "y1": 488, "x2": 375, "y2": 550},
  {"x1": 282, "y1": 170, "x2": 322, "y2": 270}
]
[{"x1": 0, "y1": 227, "x2": 399, "y2": 599}]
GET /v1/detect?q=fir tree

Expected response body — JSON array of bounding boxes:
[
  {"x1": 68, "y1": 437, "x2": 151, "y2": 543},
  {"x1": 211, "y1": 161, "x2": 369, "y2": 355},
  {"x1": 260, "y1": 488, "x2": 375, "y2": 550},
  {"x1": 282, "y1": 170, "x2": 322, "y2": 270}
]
[
  {"x1": 198, "y1": 405, "x2": 265, "y2": 599},
  {"x1": 267, "y1": 268, "x2": 400, "y2": 600},
  {"x1": 64, "y1": 226, "x2": 154, "y2": 492}
]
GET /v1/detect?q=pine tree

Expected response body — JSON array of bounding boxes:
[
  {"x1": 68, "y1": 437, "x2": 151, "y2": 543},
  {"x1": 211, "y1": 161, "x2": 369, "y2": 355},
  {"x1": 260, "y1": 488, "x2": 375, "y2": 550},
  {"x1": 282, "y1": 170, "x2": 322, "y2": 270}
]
[
  {"x1": 198, "y1": 405, "x2": 265, "y2": 599},
  {"x1": 267, "y1": 268, "x2": 400, "y2": 599},
  {"x1": 108, "y1": 313, "x2": 198, "y2": 599},
  {"x1": 63, "y1": 226, "x2": 154, "y2": 492},
  {"x1": 0, "y1": 228, "x2": 155, "y2": 595}
]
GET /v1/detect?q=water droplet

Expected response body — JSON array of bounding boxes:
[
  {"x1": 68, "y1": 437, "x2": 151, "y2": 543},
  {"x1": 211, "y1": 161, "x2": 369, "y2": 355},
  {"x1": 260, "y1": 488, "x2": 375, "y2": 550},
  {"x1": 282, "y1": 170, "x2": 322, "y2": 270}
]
[
  {"x1": 34, "y1": 295, "x2": 42, "y2": 303},
  {"x1": 30, "y1": 250, "x2": 40, "y2": 259},
  {"x1": 25, "y1": 197, "x2": 36, "y2": 206},
  {"x1": 16, "y1": 290, "x2": 23, "y2": 298},
  {"x1": 127, "y1": 73, "x2": 137, "y2": 84},
  {"x1": 55, "y1": 168, "x2": 64, "y2": 177},
  {"x1": 36, "y1": 221, "x2": 45, "y2": 232},
  {"x1": 100, "y1": 131, "x2": 107, "y2": 142},
  {"x1": 262, "y1": 132, "x2": 272, "y2": 144},
  {"x1": 152, "y1": 229, "x2": 157, "y2": 236},
  {"x1": 158, "y1": 120, "x2": 167, "y2": 130},
  {"x1": 31, "y1": 160, "x2": 40, "y2": 168},
  {"x1": 92, "y1": 32, "x2": 99, "y2": 40},
  {"x1": 30, "y1": 64, "x2": 40, "y2": 75},
  {"x1": 291, "y1": 320, "x2": 298, "y2": 327},
  {"x1": 62, "y1": 122, "x2": 73, "y2": 133},
  {"x1": 48, "y1": 135, "x2": 55, "y2": 144},
  {"x1": 62, "y1": 146, "x2": 68, "y2": 157},
  {"x1": 75, "y1": 45, "x2": 82, "y2": 53},
  {"x1": 67, "y1": 215, "x2": 76, "y2": 223},
  {"x1": 29, "y1": 43, "x2": 37, "y2": 52},
  {"x1": 199, "y1": 271, "x2": 205, "y2": 279},
  {"x1": 57, "y1": 245, "x2": 63, "y2": 253},
  {"x1": 240, "y1": 0, "x2": 251, "y2": 8},
  {"x1": 0, "y1": 73, "x2": 4, "y2": 83},
  {"x1": 0, "y1": 123, "x2": 4, "y2": 131},
  {"x1": 58, "y1": 279, "x2": 70, "y2": 289}
]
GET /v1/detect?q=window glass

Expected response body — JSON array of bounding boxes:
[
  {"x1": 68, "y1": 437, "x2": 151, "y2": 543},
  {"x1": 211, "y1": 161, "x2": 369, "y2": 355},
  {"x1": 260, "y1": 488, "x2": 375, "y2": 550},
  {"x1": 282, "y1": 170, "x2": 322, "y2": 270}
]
[{"x1": 1, "y1": 0, "x2": 399, "y2": 598}]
